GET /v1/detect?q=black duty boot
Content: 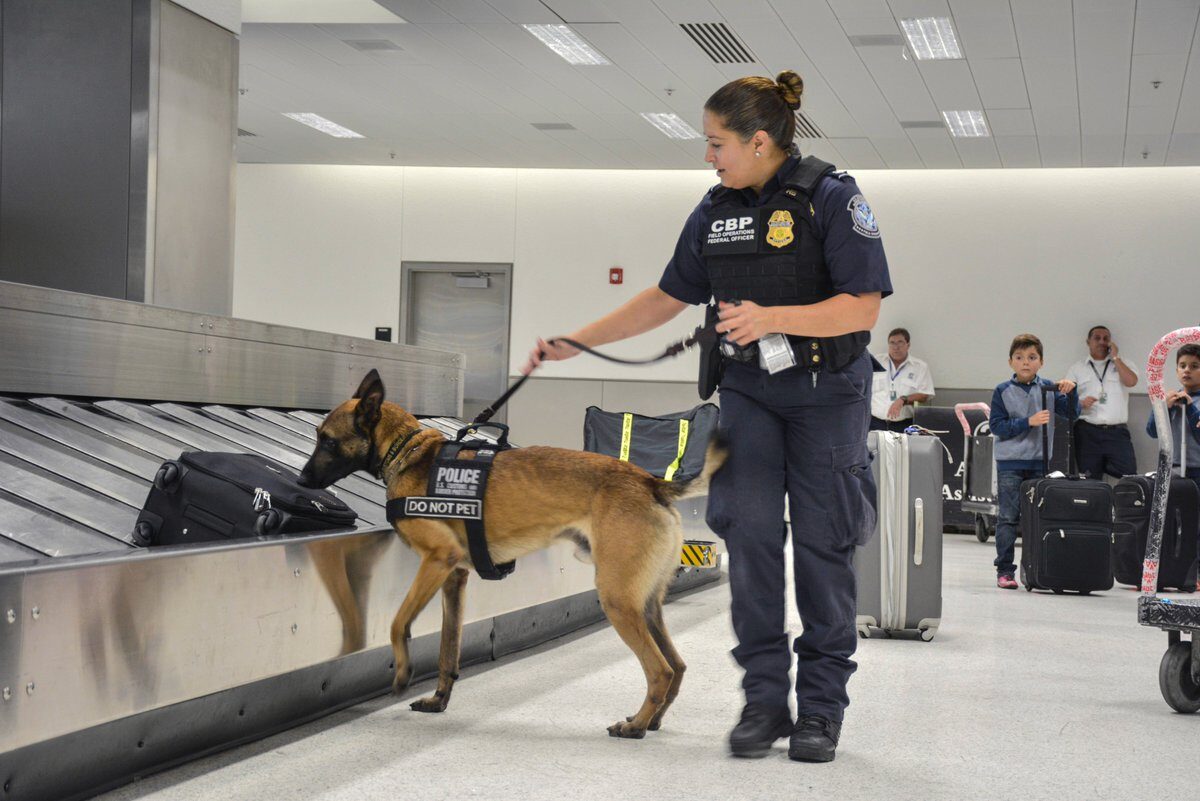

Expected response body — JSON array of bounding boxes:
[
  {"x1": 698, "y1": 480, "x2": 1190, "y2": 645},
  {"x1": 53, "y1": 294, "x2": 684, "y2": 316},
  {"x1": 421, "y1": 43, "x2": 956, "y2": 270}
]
[
  {"x1": 729, "y1": 704, "x2": 793, "y2": 758},
  {"x1": 788, "y1": 715, "x2": 841, "y2": 763}
]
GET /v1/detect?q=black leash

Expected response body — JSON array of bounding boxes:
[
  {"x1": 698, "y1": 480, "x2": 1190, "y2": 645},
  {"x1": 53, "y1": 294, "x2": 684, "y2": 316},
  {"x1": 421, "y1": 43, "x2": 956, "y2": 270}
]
[{"x1": 472, "y1": 325, "x2": 720, "y2": 425}]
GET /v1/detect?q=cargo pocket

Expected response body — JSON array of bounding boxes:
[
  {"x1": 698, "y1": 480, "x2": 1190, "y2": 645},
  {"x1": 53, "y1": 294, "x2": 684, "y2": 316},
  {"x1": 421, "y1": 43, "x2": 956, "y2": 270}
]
[{"x1": 831, "y1": 442, "x2": 877, "y2": 548}]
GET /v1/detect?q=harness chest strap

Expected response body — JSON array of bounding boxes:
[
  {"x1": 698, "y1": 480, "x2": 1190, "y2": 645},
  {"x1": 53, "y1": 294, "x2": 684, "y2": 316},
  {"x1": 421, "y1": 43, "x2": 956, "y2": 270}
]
[{"x1": 385, "y1": 441, "x2": 515, "y2": 581}]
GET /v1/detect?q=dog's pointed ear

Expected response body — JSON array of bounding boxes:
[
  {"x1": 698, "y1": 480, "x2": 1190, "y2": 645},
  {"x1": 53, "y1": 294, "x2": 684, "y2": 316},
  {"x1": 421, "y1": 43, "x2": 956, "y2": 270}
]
[
  {"x1": 353, "y1": 369, "x2": 385, "y2": 400},
  {"x1": 353, "y1": 370, "x2": 385, "y2": 432}
]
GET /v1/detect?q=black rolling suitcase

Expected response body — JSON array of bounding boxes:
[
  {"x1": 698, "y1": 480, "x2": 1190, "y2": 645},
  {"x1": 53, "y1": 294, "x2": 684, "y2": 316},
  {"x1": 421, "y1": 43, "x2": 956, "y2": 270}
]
[
  {"x1": 134, "y1": 452, "x2": 357, "y2": 546},
  {"x1": 1113, "y1": 476, "x2": 1198, "y2": 590},
  {"x1": 1019, "y1": 386, "x2": 1114, "y2": 594}
]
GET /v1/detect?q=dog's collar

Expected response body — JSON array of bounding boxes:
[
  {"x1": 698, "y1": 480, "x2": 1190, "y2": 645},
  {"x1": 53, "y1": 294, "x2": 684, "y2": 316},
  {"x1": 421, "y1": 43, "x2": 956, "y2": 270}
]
[{"x1": 374, "y1": 427, "x2": 421, "y2": 480}]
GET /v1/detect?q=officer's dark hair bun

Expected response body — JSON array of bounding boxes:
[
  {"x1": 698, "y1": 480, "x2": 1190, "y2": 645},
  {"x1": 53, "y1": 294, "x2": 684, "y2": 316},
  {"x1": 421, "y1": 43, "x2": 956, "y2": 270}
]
[
  {"x1": 705, "y1": 72, "x2": 802, "y2": 155},
  {"x1": 775, "y1": 71, "x2": 803, "y2": 110}
]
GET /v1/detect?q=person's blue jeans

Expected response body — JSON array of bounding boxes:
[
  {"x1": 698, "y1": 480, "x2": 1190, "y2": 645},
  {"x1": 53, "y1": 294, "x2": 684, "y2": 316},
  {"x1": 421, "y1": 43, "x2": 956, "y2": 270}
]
[{"x1": 995, "y1": 468, "x2": 1041, "y2": 576}]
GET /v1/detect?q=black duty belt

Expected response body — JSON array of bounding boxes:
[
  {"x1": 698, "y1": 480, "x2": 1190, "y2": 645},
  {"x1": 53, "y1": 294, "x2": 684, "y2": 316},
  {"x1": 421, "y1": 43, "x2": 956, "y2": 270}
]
[
  {"x1": 385, "y1": 424, "x2": 515, "y2": 581},
  {"x1": 1077, "y1": 421, "x2": 1127, "y2": 430}
]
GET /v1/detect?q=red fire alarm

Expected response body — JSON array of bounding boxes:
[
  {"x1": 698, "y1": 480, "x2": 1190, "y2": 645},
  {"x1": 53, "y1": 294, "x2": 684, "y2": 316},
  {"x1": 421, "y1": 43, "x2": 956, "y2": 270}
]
[{"x1": 609, "y1": 267, "x2": 623, "y2": 285}]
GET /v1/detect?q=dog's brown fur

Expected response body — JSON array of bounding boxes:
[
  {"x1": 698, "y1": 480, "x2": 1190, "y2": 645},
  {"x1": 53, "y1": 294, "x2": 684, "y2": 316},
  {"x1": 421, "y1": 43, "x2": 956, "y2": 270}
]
[{"x1": 299, "y1": 370, "x2": 727, "y2": 738}]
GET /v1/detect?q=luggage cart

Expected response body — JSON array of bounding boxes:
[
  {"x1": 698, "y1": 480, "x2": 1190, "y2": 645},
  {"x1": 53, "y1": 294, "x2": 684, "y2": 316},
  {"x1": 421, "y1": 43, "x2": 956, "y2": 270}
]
[
  {"x1": 955, "y1": 403, "x2": 998, "y2": 543},
  {"x1": 1138, "y1": 326, "x2": 1200, "y2": 713}
]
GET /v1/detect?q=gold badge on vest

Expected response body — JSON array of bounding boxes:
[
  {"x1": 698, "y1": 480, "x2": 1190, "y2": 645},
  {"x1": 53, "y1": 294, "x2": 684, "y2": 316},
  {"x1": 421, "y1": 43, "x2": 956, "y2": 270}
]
[{"x1": 766, "y1": 209, "x2": 795, "y2": 249}]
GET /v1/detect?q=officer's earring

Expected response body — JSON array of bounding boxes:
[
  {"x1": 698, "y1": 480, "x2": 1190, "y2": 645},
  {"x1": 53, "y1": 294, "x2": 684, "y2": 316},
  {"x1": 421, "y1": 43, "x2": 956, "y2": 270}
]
[{"x1": 754, "y1": 150, "x2": 761, "y2": 157}]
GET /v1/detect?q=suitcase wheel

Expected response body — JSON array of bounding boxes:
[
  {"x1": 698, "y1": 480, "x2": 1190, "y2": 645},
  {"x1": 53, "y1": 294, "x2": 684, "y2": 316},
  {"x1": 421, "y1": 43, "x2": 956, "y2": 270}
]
[
  {"x1": 1052, "y1": 589, "x2": 1064, "y2": 595},
  {"x1": 132, "y1": 521, "x2": 154, "y2": 546},
  {"x1": 255, "y1": 509, "x2": 282, "y2": 536},
  {"x1": 1159, "y1": 642, "x2": 1200, "y2": 714},
  {"x1": 154, "y1": 462, "x2": 180, "y2": 491}
]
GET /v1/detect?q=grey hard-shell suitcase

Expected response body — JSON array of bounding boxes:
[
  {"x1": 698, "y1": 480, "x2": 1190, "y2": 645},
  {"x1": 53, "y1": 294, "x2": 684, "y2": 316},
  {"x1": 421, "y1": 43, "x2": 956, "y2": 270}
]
[{"x1": 856, "y1": 431, "x2": 945, "y2": 641}]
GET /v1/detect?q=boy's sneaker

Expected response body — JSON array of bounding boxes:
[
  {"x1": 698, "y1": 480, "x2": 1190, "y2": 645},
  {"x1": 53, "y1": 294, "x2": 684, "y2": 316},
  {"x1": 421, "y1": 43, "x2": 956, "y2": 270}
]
[{"x1": 997, "y1": 573, "x2": 1018, "y2": 590}]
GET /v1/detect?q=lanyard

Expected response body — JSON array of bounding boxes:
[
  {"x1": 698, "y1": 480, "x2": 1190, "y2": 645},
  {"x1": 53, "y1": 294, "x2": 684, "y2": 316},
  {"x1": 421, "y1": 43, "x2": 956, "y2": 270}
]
[
  {"x1": 889, "y1": 360, "x2": 908, "y2": 384},
  {"x1": 1089, "y1": 359, "x2": 1111, "y2": 385}
]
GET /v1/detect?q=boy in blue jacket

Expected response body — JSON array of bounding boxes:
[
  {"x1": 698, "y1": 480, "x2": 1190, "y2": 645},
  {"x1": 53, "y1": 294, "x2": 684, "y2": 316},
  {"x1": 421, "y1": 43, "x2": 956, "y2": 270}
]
[
  {"x1": 989, "y1": 334, "x2": 1078, "y2": 589},
  {"x1": 1146, "y1": 343, "x2": 1200, "y2": 487}
]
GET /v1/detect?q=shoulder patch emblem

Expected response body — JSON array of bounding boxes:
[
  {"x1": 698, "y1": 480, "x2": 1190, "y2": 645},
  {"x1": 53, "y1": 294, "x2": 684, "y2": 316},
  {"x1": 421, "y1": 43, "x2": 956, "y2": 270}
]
[
  {"x1": 766, "y1": 209, "x2": 795, "y2": 248},
  {"x1": 847, "y1": 194, "x2": 880, "y2": 239}
]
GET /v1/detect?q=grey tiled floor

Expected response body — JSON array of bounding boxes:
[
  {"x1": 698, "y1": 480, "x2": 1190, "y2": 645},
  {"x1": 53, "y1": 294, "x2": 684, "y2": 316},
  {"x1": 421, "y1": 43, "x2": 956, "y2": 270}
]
[{"x1": 98, "y1": 535, "x2": 1198, "y2": 801}]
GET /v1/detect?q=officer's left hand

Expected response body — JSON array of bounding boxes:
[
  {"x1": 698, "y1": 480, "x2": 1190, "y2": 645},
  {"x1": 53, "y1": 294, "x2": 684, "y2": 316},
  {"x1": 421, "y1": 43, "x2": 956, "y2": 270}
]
[
  {"x1": 1057, "y1": 379, "x2": 1076, "y2": 394},
  {"x1": 717, "y1": 301, "x2": 777, "y2": 347},
  {"x1": 887, "y1": 398, "x2": 905, "y2": 420}
]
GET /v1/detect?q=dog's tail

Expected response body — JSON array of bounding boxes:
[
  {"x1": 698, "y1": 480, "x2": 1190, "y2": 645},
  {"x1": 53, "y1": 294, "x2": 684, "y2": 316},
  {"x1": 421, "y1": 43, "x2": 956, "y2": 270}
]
[{"x1": 653, "y1": 434, "x2": 730, "y2": 504}]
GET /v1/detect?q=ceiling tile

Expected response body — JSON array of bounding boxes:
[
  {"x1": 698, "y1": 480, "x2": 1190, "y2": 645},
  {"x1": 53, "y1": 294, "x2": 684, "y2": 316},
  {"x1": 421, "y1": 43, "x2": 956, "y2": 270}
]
[
  {"x1": 1133, "y1": 0, "x2": 1200, "y2": 55},
  {"x1": 972, "y1": 58, "x2": 1029, "y2": 109},
  {"x1": 994, "y1": 134, "x2": 1040, "y2": 167},
  {"x1": 986, "y1": 108, "x2": 1035, "y2": 136},
  {"x1": 828, "y1": 137, "x2": 887, "y2": 168},
  {"x1": 917, "y1": 59, "x2": 984, "y2": 108},
  {"x1": 952, "y1": 11, "x2": 1019, "y2": 59}
]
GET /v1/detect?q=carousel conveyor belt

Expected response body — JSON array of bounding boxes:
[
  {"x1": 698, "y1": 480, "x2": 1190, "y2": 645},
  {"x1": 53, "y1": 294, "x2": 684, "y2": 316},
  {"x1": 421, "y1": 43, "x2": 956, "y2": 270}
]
[{"x1": 0, "y1": 396, "x2": 410, "y2": 563}]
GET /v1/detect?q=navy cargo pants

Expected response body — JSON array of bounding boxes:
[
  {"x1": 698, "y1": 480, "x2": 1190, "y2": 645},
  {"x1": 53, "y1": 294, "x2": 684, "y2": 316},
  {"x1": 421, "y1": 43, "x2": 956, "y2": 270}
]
[{"x1": 706, "y1": 352, "x2": 877, "y2": 722}]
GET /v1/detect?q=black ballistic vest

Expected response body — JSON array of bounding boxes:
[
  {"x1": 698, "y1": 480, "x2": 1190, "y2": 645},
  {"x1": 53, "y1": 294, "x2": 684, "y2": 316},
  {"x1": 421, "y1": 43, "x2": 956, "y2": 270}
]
[{"x1": 701, "y1": 156, "x2": 869, "y2": 372}]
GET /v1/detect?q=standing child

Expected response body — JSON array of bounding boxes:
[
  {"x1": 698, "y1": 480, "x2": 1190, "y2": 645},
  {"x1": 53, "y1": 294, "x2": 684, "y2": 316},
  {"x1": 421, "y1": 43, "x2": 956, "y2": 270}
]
[
  {"x1": 988, "y1": 334, "x2": 1078, "y2": 589},
  {"x1": 1146, "y1": 343, "x2": 1200, "y2": 488}
]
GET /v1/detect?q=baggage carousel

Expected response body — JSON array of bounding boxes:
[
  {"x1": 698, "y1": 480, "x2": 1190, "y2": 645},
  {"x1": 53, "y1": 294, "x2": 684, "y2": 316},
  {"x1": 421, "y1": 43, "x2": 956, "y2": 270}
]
[{"x1": 0, "y1": 282, "x2": 719, "y2": 801}]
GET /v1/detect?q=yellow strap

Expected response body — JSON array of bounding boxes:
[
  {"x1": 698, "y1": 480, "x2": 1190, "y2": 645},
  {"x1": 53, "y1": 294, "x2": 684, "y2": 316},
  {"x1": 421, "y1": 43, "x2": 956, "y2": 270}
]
[
  {"x1": 619, "y1": 413, "x2": 633, "y2": 461},
  {"x1": 663, "y1": 419, "x2": 689, "y2": 481}
]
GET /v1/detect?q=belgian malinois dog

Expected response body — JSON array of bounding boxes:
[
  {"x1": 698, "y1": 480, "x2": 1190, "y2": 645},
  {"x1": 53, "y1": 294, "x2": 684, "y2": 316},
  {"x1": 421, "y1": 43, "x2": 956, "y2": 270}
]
[{"x1": 298, "y1": 370, "x2": 727, "y2": 738}]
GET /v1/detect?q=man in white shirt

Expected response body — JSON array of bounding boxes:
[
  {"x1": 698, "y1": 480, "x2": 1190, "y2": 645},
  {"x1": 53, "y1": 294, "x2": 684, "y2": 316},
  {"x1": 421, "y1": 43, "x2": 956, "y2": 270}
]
[
  {"x1": 1065, "y1": 325, "x2": 1139, "y2": 478},
  {"x1": 870, "y1": 328, "x2": 935, "y2": 432}
]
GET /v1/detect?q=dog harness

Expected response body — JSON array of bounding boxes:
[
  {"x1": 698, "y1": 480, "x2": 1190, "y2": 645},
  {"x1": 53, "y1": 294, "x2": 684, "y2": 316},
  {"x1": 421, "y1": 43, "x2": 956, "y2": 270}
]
[{"x1": 385, "y1": 425, "x2": 516, "y2": 581}]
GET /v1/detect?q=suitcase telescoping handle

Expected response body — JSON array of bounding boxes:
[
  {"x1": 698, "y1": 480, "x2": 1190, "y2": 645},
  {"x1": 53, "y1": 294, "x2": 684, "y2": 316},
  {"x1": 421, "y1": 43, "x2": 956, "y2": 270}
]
[
  {"x1": 953, "y1": 402, "x2": 990, "y2": 436},
  {"x1": 1040, "y1": 385, "x2": 1053, "y2": 477}
]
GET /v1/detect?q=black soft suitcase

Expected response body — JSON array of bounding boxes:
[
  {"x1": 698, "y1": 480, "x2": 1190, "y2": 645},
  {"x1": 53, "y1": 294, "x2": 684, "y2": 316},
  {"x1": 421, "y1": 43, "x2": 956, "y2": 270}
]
[
  {"x1": 134, "y1": 452, "x2": 358, "y2": 546},
  {"x1": 1113, "y1": 475, "x2": 1199, "y2": 591},
  {"x1": 1019, "y1": 387, "x2": 1114, "y2": 594}
]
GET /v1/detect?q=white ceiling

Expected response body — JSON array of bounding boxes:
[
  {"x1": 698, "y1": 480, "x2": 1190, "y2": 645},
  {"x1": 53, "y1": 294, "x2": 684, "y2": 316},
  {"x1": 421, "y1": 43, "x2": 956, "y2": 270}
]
[{"x1": 234, "y1": 0, "x2": 1200, "y2": 169}]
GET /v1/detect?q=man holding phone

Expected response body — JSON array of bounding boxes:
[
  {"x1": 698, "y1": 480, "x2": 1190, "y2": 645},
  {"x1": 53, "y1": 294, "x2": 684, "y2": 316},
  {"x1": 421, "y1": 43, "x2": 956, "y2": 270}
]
[{"x1": 1065, "y1": 325, "x2": 1139, "y2": 478}]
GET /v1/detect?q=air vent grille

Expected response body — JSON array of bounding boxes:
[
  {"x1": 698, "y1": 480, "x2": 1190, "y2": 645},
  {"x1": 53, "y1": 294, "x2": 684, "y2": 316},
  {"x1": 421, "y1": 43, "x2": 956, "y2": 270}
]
[
  {"x1": 793, "y1": 112, "x2": 824, "y2": 140},
  {"x1": 237, "y1": 128, "x2": 257, "y2": 138},
  {"x1": 531, "y1": 122, "x2": 576, "y2": 131},
  {"x1": 343, "y1": 39, "x2": 403, "y2": 51},
  {"x1": 901, "y1": 120, "x2": 945, "y2": 129},
  {"x1": 848, "y1": 34, "x2": 905, "y2": 47},
  {"x1": 680, "y1": 23, "x2": 754, "y2": 64}
]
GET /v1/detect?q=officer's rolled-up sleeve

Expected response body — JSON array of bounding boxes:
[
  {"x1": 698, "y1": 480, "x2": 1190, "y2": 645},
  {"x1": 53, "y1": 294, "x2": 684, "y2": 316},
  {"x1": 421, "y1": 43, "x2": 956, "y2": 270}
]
[
  {"x1": 658, "y1": 201, "x2": 712, "y2": 306},
  {"x1": 814, "y1": 177, "x2": 893, "y2": 298}
]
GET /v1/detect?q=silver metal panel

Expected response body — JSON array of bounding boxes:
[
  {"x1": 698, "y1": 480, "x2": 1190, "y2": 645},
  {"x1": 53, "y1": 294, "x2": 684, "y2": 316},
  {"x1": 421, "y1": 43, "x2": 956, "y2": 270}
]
[
  {"x1": 0, "y1": 422, "x2": 149, "y2": 509},
  {"x1": 0, "y1": 455, "x2": 134, "y2": 551},
  {"x1": 0, "y1": 528, "x2": 408, "y2": 753},
  {"x1": 0, "y1": 281, "x2": 462, "y2": 414},
  {"x1": 202, "y1": 405, "x2": 322, "y2": 456},
  {"x1": 0, "y1": 494, "x2": 122, "y2": 559},
  {"x1": 29, "y1": 398, "x2": 190, "y2": 461},
  {"x1": 0, "y1": 400, "x2": 162, "y2": 481},
  {"x1": 247, "y1": 407, "x2": 319, "y2": 437},
  {"x1": 0, "y1": 533, "x2": 41, "y2": 563},
  {"x1": 127, "y1": 0, "x2": 158, "y2": 303},
  {"x1": 150, "y1": 1, "x2": 237, "y2": 316}
]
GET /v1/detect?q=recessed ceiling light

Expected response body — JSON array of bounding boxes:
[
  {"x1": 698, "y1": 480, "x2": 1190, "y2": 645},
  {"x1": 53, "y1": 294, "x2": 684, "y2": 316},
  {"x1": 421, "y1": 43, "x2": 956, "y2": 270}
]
[
  {"x1": 941, "y1": 110, "x2": 989, "y2": 138},
  {"x1": 900, "y1": 17, "x2": 963, "y2": 60},
  {"x1": 640, "y1": 112, "x2": 702, "y2": 140},
  {"x1": 282, "y1": 113, "x2": 364, "y2": 139},
  {"x1": 523, "y1": 24, "x2": 610, "y2": 65}
]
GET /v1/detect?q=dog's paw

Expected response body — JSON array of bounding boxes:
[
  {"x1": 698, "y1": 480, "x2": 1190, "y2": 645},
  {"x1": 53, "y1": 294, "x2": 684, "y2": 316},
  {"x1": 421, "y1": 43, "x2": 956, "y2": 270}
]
[
  {"x1": 410, "y1": 695, "x2": 447, "y2": 713},
  {"x1": 391, "y1": 666, "x2": 413, "y2": 695},
  {"x1": 607, "y1": 720, "x2": 647, "y2": 739},
  {"x1": 625, "y1": 715, "x2": 661, "y2": 731}
]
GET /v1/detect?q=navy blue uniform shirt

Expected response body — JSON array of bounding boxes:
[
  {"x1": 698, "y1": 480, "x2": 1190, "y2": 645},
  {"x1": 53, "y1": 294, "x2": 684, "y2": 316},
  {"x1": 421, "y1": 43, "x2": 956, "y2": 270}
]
[{"x1": 658, "y1": 156, "x2": 893, "y2": 305}]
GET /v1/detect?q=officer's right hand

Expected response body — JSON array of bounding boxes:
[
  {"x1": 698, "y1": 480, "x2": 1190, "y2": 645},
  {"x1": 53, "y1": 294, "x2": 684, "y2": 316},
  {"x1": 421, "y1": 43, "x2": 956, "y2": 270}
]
[
  {"x1": 1081, "y1": 396, "x2": 1098, "y2": 410},
  {"x1": 521, "y1": 337, "x2": 580, "y2": 375},
  {"x1": 1028, "y1": 410, "x2": 1051, "y2": 427}
]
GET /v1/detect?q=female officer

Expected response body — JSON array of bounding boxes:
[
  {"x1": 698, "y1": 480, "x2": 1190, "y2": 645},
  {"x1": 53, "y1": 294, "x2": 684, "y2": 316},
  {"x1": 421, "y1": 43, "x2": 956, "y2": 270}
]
[{"x1": 524, "y1": 72, "x2": 891, "y2": 763}]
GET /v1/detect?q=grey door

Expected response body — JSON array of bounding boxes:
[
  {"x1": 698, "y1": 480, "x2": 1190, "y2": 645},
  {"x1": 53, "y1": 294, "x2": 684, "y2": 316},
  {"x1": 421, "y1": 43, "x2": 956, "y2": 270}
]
[{"x1": 401, "y1": 263, "x2": 511, "y2": 423}]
